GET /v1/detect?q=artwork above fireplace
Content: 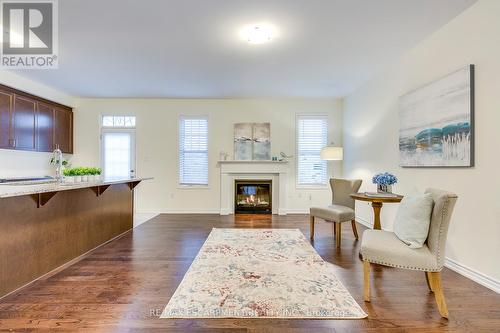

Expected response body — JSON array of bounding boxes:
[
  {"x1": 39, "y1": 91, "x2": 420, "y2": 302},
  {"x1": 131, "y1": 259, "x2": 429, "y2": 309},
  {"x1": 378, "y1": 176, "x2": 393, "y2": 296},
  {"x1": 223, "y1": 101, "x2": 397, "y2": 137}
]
[{"x1": 234, "y1": 180, "x2": 272, "y2": 214}]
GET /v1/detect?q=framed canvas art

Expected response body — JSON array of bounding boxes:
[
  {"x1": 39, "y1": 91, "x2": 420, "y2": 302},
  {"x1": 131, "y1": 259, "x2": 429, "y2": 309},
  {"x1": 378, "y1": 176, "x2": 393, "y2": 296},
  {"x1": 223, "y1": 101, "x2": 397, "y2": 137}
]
[
  {"x1": 399, "y1": 65, "x2": 474, "y2": 167},
  {"x1": 234, "y1": 123, "x2": 271, "y2": 160}
]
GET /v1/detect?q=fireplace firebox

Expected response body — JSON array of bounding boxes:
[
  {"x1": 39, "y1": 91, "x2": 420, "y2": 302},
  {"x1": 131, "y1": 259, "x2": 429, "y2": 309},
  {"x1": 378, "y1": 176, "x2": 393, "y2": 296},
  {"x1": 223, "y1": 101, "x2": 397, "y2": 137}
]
[{"x1": 234, "y1": 180, "x2": 272, "y2": 214}]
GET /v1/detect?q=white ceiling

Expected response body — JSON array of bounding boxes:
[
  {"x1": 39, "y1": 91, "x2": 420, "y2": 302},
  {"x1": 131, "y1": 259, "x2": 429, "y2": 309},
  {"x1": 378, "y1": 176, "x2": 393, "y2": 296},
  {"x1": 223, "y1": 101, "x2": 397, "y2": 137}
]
[{"x1": 11, "y1": 0, "x2": 476, "y2": 98}]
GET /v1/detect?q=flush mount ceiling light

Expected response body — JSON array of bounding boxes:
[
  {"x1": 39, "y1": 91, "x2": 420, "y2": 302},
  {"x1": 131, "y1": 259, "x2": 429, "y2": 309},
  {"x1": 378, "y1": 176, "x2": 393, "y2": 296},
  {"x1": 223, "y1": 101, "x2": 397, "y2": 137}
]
[{"x1": 240, "y1": 23, "x2": 276, "y2": 44}]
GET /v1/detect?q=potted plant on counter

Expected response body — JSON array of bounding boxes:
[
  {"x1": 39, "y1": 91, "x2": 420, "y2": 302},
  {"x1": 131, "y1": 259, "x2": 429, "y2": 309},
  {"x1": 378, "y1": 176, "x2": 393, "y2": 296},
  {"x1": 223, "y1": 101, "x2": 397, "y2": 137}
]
[
  {"x1": 88, "y1": 167, "x2": 102, "y2": 182},
  {"x1": 63, "y1": 167, "x2": 103, "y2": 183},
  {"x1": 63, "y1": 168, "x2": 74, "y2": 183}
]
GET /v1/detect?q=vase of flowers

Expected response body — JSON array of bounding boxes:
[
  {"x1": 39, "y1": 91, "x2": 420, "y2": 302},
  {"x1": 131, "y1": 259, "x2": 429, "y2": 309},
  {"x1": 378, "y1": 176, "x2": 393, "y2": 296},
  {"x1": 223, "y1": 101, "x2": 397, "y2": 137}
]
[{"x1": 372, "y1": 172, "x2": 398, "y2": 193}]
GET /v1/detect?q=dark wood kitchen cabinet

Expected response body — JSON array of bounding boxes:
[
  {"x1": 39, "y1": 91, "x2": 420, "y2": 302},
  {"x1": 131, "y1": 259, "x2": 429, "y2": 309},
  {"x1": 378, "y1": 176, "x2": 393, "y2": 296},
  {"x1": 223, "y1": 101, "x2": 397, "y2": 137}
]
[
  {"x1": 0, "y1": 84, "x2": 73, "y2": 154},
  {"x1": 54, "y1": 107, "x2": 73, "y2": 153},
  {"x1": 0, "y1": 91, "x2": 12, "y2": 149},
  {"x1": 13, "y1": 94, "x2": 37, "y2": 151},
  {"x1": 36, "y1": 102, "x2": 55, "y2": 152}
]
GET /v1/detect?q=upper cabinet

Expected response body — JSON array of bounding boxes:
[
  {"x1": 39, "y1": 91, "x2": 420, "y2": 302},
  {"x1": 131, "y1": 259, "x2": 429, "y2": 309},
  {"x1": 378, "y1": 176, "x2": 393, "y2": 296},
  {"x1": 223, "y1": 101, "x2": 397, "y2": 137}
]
[
  {"x1": 36, "y1": 102, "x2": 55, "y2": 152},
  {"x1": 54, "y1": 107, "x2": 73, "y2": 153},
  {"x1": 0, "y1": 84, "x2": 73, "y2": 154},
  {"x1": 13, "y1": 95, "x2": 37, "y2": 151},
  {"x1": 0, "y1": 91, "x2": 12, "y2": 149}
]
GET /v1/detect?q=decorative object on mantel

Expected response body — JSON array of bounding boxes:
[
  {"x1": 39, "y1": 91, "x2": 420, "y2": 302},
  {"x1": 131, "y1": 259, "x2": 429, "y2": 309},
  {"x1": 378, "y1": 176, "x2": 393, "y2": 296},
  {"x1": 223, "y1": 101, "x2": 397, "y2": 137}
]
[
  {"x1": 219, "y1": 151, "x2": 229, "y2": 161},
  {"x1": 234, "y1": 123, "x2": 271, "y2": 161},
  {"x1": 279, "y1": 151, "x2": 293, "y2": 162},
  {"x1": 372, "y1": 172, "x2": 397, "y2": 193},
  {"x1": 399, "y1": 65, "x2": 474, "y2": 167},
  {"x1": 161, "y1": 228, "x2": 367, "y2": 319}
]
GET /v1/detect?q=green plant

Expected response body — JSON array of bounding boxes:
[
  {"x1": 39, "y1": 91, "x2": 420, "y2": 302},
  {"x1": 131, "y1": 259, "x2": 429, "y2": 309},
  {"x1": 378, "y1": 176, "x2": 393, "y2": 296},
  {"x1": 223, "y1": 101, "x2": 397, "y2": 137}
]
[
  {"x1": 63, "y1": 167, "x2": 101, "y2": 176},
  {"x1": 91, "y1": 167, "x2": 102, "y2": 175}
]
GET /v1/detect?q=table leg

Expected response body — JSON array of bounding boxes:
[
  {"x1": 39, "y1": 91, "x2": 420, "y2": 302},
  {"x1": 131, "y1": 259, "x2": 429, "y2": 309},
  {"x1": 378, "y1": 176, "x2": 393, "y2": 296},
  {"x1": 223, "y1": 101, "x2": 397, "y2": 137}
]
[{"x1": 372, "y1": 202, "x2": 383, "y2": 230}]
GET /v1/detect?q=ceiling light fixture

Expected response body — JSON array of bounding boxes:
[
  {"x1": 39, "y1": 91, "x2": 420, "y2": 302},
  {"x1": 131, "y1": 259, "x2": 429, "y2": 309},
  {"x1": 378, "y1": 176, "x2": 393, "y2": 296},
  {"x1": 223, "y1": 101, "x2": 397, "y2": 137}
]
[{"x1": 240, "y1": 23, "x2": 276, "y2": 44}]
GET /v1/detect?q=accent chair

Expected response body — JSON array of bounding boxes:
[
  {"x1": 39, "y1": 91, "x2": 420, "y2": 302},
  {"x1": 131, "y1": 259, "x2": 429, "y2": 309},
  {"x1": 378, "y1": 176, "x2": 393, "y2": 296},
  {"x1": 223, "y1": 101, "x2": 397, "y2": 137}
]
[
  {"x1": 361, "y1": 188, "x2": 458, "y2": 318},
  {"x1": 309, "y1": 178, "x2": 363, "y2": 248}
]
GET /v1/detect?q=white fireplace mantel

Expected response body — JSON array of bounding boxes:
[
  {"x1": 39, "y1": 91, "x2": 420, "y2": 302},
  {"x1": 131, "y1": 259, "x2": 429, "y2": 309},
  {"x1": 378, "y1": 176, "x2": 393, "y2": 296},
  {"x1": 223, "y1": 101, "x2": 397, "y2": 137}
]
[{"x1": 219, "y1": 160, "x2": 289, "y2": 215}]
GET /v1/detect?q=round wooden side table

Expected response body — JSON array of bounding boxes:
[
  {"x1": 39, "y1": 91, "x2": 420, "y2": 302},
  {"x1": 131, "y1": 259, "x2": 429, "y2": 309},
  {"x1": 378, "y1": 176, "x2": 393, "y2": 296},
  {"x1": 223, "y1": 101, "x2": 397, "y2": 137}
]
[{"x1": 350, "y1": 193, "x2": 403, "y2": 230}]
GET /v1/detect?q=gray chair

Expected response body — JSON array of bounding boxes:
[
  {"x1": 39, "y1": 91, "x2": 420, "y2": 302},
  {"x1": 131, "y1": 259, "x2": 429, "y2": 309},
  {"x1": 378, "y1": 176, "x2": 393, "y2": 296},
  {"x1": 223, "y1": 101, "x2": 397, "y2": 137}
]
[
  {"x1": 361, "y1": 188, "x2": 458, "y2": 319},
  {"x1": 309, "y1": 178, "x2": 363, "y2": 248}
]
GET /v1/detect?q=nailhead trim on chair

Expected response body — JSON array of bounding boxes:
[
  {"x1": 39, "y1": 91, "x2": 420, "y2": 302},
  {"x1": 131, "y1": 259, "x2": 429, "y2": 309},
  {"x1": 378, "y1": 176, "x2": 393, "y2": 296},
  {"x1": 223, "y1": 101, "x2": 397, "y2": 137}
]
[
  {"x1": 362, "y1": 257, "x2": 442, "y2": 272},
  {"x1": 435, "y1": 197, "x2": 450, "y2": 268}
]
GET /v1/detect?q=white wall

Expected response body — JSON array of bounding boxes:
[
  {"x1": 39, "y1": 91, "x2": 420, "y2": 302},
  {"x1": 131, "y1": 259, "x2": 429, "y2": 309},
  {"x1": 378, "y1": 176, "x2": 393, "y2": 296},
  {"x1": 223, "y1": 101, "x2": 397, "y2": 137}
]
[
  {"x1": 72, "y1": 98, "x2": 343, "y2": 214},
  {"x1": 343, "y1": 0, "x2": 500, "y2": 288},
  {"x1": 0, "y1": 71, "x2": 75, "y2": 178}
]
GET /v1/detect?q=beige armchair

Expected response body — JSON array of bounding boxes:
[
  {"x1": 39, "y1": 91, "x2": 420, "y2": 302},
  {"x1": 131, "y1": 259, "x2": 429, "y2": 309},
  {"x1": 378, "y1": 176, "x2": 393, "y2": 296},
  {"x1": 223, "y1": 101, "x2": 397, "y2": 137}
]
[
  {"x1": 309, "y1": 178, "x2": 363, "y2": 248},
  {"x1": 361, "y1": 188, "x2": 458, "y2": 318}
]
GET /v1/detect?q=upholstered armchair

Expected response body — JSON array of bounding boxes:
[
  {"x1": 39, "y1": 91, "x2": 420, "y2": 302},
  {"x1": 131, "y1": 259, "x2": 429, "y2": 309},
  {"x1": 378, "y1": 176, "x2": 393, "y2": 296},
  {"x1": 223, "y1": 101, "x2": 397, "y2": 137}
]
[
  {"x1": 309, "y1": 178, "x2": 363, "y2": 248},
  {"x1": 361, "y1": 188, "x2": 458, "y2": 318}
]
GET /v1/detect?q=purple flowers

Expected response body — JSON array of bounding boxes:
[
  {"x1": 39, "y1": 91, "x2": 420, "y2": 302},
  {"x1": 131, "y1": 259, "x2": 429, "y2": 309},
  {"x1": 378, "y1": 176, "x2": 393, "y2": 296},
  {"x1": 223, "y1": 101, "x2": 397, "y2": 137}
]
[{"x1": 372, "y1": 172, "x2": 398, "y2": 186}]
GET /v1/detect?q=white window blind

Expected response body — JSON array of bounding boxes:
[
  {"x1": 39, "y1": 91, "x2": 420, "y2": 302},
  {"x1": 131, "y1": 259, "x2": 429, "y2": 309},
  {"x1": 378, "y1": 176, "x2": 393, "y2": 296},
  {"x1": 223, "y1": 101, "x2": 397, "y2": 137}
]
[
  {"x1": 179, "y1": 116, "x2": 209, "y2": 186},
  {"x1": 103, "y1": 132, "x2": 132, "y2": 179},
  {"x1": 297, "y1": 115, "x2": 328, "y2": 186}
]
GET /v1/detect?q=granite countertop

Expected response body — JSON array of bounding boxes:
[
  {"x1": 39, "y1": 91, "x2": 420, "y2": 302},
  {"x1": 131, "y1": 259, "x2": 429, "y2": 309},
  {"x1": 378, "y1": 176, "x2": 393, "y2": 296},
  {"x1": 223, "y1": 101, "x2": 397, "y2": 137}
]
[{"x1": 0, "y1": 177, "x2": 152, "y2": 199}]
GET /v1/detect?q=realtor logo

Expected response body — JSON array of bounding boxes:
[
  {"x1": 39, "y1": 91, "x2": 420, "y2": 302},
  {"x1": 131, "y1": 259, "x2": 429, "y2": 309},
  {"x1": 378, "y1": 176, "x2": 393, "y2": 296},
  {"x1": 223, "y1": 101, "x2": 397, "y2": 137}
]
[{"x1": 1, "y1": 0, "x2": 58, "y2": 68}]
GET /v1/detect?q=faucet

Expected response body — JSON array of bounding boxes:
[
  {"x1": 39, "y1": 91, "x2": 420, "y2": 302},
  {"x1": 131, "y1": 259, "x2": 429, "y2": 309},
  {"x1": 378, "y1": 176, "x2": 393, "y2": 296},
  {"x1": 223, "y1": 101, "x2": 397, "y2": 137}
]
[{"x1": 53, "y1": 145, "x2": 63, "y2": 183}]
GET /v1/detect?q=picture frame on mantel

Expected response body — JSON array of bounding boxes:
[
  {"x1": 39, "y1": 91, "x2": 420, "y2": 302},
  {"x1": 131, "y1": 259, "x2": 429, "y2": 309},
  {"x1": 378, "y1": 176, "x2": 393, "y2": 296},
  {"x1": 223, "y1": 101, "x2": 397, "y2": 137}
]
[
  {"x1": 234, "y1": 123, "x2": 271, "y2": 161},
  {"x1": 399, "y1": 64, "x2": 475, "y2": 168}
]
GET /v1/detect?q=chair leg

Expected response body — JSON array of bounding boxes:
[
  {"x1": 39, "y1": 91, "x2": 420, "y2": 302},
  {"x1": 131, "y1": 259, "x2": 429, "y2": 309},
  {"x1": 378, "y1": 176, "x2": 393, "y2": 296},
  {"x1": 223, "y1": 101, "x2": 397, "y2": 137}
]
[
  {"x1": 428, "y1": 272, "x2": 449, "y2": 319},
  {"x1": 309, "y1": 215, "x2": 315, "y2": 240},
  {"x1": 335, "y1": 222, "x2": 341, "y2": 248},
  {"x1": 363, "y1": 260, "x2": 370, "y2": 302},
  {"x1": 351, "y1": 219, "x2": 359, "y2": 239},
  {"x1": 425, "y1": 272, "x2": 434, "y2": 292}
]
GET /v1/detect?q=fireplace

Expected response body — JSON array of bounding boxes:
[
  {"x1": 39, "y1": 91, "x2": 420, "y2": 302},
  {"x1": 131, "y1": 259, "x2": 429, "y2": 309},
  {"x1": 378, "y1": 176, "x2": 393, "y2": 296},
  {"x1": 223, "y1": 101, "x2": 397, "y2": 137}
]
[{"x1": 234, "y1": 180, "x2": 272, "y2": 214}]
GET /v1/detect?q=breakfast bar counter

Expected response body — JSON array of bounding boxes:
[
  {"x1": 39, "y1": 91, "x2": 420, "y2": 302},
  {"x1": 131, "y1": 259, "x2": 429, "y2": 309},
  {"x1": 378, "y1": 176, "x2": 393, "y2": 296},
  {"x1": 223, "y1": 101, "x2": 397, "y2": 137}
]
[{"x1": 0, "y1": 177, "x2": 150, "y2": 298}]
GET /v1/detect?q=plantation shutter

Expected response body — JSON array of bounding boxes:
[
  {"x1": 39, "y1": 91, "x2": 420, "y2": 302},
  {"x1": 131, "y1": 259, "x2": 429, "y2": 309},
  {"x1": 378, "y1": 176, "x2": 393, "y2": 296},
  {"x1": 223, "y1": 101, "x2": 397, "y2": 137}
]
[
  {"x1": 179, "y1": 116, "x2": 209, "y2": 185},
  {"x1": 297, "y1": 115, "x2": 328, "y2": 186}
]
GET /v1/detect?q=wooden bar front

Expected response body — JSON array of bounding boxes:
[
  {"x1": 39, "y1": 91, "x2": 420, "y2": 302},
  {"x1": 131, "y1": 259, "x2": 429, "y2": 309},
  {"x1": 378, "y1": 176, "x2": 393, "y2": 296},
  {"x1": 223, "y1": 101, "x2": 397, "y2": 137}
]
[{"x1": 0, "y1": 183, "x2": 134, "y2": 298}]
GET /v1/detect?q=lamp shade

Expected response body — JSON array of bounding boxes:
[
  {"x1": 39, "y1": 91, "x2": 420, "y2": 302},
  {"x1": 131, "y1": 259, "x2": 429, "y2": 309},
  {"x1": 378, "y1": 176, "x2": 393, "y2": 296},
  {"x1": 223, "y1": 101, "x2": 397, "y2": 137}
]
[{"x1": 320, "y1": 146, "x2": 343, "y2": 160}]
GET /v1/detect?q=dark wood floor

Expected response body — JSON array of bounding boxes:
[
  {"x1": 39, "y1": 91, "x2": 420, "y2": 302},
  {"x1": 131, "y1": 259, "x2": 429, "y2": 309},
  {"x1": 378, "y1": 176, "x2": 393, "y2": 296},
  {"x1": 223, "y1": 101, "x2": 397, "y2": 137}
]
[{"x1": 0, "y1": 214, "x2": 499, "y2": 332}]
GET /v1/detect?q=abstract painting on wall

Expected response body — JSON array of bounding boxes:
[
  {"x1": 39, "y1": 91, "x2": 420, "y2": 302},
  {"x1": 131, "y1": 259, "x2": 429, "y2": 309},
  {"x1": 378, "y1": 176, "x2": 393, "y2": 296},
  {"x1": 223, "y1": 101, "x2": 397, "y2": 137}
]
[
  {"x1": 399, "y1": 65, "x2": 474, "y2": 167},
  {"x1": 234, "y1": 123, "x2": 271, "y2": 160}
]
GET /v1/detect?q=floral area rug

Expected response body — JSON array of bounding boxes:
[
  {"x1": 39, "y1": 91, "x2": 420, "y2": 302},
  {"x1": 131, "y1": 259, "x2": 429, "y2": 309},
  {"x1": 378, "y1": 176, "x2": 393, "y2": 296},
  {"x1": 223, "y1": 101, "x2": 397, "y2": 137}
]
[{"x1": 161, "y1": 228, "x2": 367, "y2": 319}]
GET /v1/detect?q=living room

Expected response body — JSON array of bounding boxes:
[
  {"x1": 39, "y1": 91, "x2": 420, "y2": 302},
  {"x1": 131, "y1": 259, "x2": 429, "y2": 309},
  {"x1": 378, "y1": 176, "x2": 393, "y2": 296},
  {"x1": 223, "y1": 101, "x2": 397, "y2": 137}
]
[{"x1": 0, "y1": 0, "x2": 499, "y2": 331}]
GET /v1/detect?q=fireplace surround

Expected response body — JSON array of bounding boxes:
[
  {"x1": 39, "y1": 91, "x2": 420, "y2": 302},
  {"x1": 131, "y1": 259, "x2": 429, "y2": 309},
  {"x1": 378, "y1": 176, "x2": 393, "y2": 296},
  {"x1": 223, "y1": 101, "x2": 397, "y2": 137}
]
[
  {"x1": 234, "y1": 180, "x2": 272, "y2": 214},
  {"x1": 218, "y1": 160, "x2": 289, "y2": 215}
]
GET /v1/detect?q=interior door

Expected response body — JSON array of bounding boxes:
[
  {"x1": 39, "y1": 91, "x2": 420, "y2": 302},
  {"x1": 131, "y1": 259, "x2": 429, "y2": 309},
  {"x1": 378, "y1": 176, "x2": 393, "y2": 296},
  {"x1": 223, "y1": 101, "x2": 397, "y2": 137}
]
[
  {"x1": 101, "y1": 129, "x2": 136, "y2": 180},
  {"x1": 13, "y1": 95, "x2": 36, "y2": 150}
]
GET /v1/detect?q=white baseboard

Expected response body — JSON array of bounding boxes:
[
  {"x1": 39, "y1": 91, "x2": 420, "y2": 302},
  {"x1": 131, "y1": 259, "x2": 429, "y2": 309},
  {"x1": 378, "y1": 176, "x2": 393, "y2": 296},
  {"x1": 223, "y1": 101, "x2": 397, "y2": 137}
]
[
  {"x1": 139, "y1": 209, "x2": 311, "y2": 216},
  {"x1": 355, "y1": 215, "x2": 373, "y2": 228},
  {"x1": 286, "y1": 209, "x2": 309, "y2": 214},
  {"x1": 355, "y1": 215, "x2": 499, "y2": 294},
  {"x1": 140, "y1": 209, "x2": 221, "y2": 215},
  {"x1": 445, "y1": 257, "x2": 500, "y2": 294},
  {"x1": 134, "y1": 213, "x2": 160, "y2": 227}
]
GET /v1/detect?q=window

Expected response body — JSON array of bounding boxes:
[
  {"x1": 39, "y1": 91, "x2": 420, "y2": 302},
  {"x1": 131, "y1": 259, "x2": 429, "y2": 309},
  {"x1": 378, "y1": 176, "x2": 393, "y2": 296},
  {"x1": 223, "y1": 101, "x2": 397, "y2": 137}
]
[
  {"x1": 296, "y1": 115, "x2": 328, "y2": 186},
  {"x1": 102, "y1": 115, "x2": 136, "y2": 128},
  {"x1": 179, "y1": 116, "x2": 209, "y2": 186}
]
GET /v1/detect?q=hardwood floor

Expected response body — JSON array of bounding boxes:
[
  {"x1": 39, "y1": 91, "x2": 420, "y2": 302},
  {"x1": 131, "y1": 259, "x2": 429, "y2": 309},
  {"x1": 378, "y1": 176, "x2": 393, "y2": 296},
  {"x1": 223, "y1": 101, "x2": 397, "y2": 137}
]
[{"x1": 0, "y1": 214, "x2": 499, "y2": 332}]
